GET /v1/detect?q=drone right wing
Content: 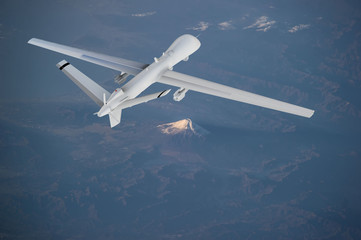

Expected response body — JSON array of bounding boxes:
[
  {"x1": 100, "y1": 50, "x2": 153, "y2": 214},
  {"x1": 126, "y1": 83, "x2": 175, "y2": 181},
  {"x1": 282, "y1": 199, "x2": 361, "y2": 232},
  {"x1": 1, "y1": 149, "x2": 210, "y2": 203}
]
[{"x1": 159, "y1": 70, "x2": 315, "y2": 118}]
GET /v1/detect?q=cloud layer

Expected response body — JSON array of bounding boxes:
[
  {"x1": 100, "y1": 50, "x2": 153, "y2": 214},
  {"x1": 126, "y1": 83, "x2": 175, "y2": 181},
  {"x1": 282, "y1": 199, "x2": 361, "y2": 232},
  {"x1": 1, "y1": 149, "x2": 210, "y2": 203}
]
[
  {"x1": 218, "y1": 21, "x2": 234, "y2": 30},
  {"x1": 187, "y1": 17, "x2": 312, "y2": 34},
  {"x1": 244, "y1": 16, "x2": 276, "y2": 32},
  {"x1": 187, "y1": 21, "x2": 210, "y2": 31},
  {"x1": 288, "y1": 24, "x2": 310, "y2": 33},
  {"x1": 131, "y1": 11, "x2": 156, "y2": 17}
]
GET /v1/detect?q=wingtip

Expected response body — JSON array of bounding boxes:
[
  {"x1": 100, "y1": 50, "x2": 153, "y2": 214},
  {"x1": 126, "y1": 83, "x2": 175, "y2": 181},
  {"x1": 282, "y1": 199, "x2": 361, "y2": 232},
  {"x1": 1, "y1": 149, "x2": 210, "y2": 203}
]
[
  {"x1": 304, "y1": 109, "x2": 315, "y2": 118},
  {"x1": 308, "y1": 110, "x2": 315, "y2": 118},
  {"x1": 27, "y1": 38, "x2": 36, "y2": 44},
  {"x1": 28, "y1": 38, "x2": 43, "y2": 45}
]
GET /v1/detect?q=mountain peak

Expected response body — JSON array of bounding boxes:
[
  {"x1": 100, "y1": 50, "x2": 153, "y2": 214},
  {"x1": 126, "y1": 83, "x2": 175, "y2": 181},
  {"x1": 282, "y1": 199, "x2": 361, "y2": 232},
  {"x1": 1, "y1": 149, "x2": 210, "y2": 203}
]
[{"x1": 157, "y1": 118, "x2": 208, "y2": 136}]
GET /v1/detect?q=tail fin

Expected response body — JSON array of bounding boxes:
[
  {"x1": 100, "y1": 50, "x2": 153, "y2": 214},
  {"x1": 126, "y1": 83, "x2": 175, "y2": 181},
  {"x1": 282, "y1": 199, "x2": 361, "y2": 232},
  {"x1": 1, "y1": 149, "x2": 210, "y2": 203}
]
[{"x1": 109, "y1": 108, "x2": 122, "y2": 128}]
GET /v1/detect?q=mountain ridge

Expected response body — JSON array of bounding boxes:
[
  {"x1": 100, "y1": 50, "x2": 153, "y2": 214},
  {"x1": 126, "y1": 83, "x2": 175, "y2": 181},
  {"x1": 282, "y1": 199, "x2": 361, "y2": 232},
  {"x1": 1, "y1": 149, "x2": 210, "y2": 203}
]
[{"x1": 157, "y1": 118, "x2": 209, "y2": 137}]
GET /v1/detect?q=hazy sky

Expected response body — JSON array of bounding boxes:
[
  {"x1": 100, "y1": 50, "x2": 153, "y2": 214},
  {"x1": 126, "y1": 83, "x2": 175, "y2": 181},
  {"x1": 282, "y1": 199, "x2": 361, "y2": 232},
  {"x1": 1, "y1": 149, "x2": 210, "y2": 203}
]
[{"x1": 1, "y1": 1, "x2": 361, "y2": 238}]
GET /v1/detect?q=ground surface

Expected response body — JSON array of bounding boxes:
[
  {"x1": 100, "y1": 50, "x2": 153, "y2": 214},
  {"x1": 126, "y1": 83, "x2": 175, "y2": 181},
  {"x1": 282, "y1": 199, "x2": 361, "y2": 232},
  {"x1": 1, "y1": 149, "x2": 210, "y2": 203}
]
[{"x1": 1, "y1": 0, "x2": 361, "y2": 239}]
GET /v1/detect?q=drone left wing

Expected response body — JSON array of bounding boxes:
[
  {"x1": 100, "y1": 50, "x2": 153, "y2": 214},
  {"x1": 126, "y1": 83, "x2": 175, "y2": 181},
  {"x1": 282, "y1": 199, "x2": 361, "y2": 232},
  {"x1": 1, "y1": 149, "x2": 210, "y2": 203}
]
[
  {"x1": 28, "y1": 38, "x2": 148, "y2": 76},
  {"x1": 159, "y1": 70, "x2": 315, "y2": 118}
]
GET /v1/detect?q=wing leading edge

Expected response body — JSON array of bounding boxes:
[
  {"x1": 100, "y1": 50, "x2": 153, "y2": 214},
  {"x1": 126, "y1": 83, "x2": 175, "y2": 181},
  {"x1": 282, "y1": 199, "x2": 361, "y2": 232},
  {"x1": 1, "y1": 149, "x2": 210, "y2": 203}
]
[
  {"x1": 28, "y1": 38, "x2": 148, "y2": 76},
  {"x1": 159, "y1": 70, "x2": 314, "y2": 118}
]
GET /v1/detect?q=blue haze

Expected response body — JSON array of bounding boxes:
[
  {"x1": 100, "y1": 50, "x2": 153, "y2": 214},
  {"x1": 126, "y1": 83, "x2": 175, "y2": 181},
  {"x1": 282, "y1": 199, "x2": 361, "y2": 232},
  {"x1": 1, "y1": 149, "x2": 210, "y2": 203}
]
[{"x1": 1, "y1": 0, "x2": 361, "y2": 239}]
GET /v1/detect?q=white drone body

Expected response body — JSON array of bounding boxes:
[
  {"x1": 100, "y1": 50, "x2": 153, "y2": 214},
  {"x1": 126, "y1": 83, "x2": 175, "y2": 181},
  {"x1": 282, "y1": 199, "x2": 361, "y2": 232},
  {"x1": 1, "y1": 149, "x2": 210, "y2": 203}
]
[{"x1": 28, "y1": 34, "x2": 314, "y2": 128}]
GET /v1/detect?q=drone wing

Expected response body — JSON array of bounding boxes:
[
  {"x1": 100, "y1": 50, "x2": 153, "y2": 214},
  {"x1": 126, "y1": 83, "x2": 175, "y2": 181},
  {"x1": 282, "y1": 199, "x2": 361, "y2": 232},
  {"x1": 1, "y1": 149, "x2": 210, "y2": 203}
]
[
  {"x1": 158, "y1": 70, "x2": 314, "y2": 118},
  {"x1": 28, "y1": 38, "x2": 148, "y2": 76}
]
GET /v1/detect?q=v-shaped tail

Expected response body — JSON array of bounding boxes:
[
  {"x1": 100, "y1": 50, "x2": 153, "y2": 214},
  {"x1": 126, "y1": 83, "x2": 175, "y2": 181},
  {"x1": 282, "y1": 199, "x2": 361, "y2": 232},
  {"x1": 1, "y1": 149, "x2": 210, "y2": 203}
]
[{"x1": 109, "y1": 108, "x2": 122, "y2": 128}]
